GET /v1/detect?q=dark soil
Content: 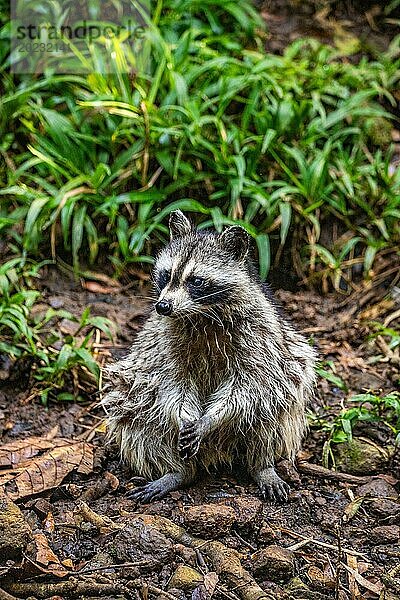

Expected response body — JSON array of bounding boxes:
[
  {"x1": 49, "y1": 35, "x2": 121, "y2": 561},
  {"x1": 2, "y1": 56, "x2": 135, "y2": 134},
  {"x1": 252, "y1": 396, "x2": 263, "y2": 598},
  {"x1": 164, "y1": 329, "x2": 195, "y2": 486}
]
[
  {"x1": 260, "y1": 0, "x2": 399, "y2": 54},
  {"x1": 0, "y1": 261, "x2": 399, "y2": 600}
]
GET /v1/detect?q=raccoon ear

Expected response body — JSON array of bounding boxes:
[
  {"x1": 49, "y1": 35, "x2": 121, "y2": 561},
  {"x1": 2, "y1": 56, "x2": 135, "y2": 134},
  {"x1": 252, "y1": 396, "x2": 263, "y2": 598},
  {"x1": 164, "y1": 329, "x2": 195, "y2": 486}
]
[
  {"x1": 169, "y1": 210, "x2": 192, "y2": 239},
  {"x1": 218, "y1": 226, "x2": 249, "y2": 261}
]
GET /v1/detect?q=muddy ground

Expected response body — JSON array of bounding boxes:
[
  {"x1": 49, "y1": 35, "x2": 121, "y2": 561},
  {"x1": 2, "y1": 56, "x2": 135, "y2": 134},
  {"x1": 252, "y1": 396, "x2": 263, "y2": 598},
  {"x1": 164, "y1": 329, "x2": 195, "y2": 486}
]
[
  {"x1": 0, "y1": 257, "x2": 399, "y2": 600},
  {"x1": 1, "y1": 2, "x2": 400, "y2": 599}
]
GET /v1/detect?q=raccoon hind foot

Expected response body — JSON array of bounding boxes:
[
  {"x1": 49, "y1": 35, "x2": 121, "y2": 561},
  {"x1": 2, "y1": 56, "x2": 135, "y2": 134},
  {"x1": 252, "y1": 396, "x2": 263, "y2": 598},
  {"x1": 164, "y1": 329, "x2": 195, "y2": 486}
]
[
  {"x1": 126, "y1": 472, "x2": 187, "y2": 503},
  {"x1": 255, "y1": 467, "x2": 290, "y2": 503}
]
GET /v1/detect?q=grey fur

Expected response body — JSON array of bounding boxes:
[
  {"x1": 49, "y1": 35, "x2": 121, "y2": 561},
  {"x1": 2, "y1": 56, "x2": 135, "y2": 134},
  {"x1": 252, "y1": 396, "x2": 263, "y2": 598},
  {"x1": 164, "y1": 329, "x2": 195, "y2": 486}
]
[{"x1": 102, "y1": 211, "x2": 317, "y2": 502}]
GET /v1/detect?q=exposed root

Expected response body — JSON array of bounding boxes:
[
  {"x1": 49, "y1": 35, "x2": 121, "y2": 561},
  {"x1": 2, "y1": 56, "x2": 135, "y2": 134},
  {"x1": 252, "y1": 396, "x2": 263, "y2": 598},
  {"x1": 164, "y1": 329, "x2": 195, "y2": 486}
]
[
  {"x1": 74, "y1": 501, "x2": 123, "y2": 533},
  {"x1": 297, "y1": 460, "x2": 380, "y2": 485},
  {"x1": 4, "y1": 578, "x2": 130, "y2": 599},
  {"x1": 0, "y1": 589, "x2": 17, "y2": 600},
  {"x1": 138, "y1": 514, "x2": 269, "y2": 600}
]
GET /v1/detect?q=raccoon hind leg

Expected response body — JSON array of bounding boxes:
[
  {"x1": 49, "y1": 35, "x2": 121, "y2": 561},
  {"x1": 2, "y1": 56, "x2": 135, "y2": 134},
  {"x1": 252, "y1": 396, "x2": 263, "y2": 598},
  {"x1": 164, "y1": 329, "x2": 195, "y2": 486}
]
[{"x1": 245, "y1": 429, "x2": 290, "y2": 503}]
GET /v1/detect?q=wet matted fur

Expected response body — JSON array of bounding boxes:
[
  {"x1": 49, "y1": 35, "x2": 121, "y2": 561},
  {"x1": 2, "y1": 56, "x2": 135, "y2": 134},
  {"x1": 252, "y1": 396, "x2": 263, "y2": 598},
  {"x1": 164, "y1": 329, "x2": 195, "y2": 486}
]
[{"x1": 102, "y1": 211, "x2": 317, "y2": 502}]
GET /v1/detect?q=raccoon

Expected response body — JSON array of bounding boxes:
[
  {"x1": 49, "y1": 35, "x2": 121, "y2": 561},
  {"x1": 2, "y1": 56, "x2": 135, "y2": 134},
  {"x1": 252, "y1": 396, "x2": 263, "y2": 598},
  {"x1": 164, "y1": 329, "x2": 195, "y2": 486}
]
[{"x1": 102, "y1": 211, "x2": 317, "y2": 503}]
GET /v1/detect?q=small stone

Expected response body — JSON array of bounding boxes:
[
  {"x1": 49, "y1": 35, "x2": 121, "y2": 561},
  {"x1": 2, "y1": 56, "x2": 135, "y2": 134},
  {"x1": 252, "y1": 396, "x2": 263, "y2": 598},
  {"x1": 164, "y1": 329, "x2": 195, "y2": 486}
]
[
  {"x1": 59, "y1": 318, "x2": 78, "y2": 335},
  {"x1": 173, "y1": 544, "x2": 197, "y2": 566},
  {"x1": 334, "y1": 438, "x2": 391, "y2": 475},
  {"x1": 251, "y1": 545, "x2": 294, "y2": 582},
  {"x1": 356, "y1": 479, "x2": 398, "y2": 499},
  {"x1": 168, "y1": 565, "x2": 203, "y2": 591},
  {"x1": 369, "y1": 525, "x2": 400, "y2": 545},
  {"x1": 48, "y1": 296, "x2": 64, "y2": 308},
  {"x1": 286, "y1": 576, "x2": 310, "y2": 593},
  {"x1": 314, "y1": 496, "x2": 327, "y2": 506},
  {"x1": 258, "y1": 523, "x2": 280, "y2": 543},
  {"x1": 110, "y1": 520, "x2": 173, "y2": 571},
  {"x1": 183, "y1": 504, "x2": 236, "y2": 537},
  {"x1": 33, "y1": 498, "x2": 52, "y2": 519},
  {"x1": 219, "y1": 496, "x2": 263, "y2": 533},
  {"x1": 0, "y1": 496, "x2": 33, "y2": 561},
  {"x1": 369, "y1": 499, "x2": 400, "y2": 518}
]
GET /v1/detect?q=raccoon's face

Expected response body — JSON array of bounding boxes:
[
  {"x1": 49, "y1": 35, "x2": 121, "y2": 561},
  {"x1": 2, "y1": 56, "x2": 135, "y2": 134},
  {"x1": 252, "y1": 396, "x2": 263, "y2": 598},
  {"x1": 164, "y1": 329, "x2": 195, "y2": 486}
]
[{"x1": 153, "y1": 210, "x2": 252, "y2": 319}]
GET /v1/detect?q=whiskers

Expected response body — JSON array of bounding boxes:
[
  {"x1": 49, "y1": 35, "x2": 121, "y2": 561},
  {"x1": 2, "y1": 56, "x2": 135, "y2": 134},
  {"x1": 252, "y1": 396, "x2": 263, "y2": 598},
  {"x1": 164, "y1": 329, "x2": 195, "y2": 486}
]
[
  {"x1": 193, "y1": 285, "x2": 234, "y2": 303},
  {"x1": 189, "y1": 305, "x2": 225, "y2": 329}
]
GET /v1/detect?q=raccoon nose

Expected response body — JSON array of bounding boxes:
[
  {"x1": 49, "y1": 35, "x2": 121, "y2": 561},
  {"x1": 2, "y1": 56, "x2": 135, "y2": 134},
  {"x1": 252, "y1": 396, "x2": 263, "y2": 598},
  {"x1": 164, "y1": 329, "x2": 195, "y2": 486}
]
[{"x1": 155, "y1": 299, "x2": 173, "y2": 316}]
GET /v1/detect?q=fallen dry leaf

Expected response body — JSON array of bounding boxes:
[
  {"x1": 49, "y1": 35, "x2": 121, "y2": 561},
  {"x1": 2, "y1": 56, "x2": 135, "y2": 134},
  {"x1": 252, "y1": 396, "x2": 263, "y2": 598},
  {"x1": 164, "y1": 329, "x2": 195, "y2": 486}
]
[
  {"x1": 192, "y1": 571, "x2": 219, "y2": 600},
  {"x1": 81, "y1": 281, "x2": 118, "y2": 294},
  {"x1": 33, "y1": 532, "x2": 69, "y2": 577},
  {"x1": 307, "y1": 565, "x2": 336, "y2": 590},
  {"x1": 343, "y1": 563, "x2": 383, "y2": 596},
  {"x1": 0, "y1": 438, "x2": 56, "y2": 468},
  {"x1": 343, "y1": 496, "x2": 365, "y2": 523},
  {"x1": 0, "y1": 438, "x2": 93, "y2": 500}
]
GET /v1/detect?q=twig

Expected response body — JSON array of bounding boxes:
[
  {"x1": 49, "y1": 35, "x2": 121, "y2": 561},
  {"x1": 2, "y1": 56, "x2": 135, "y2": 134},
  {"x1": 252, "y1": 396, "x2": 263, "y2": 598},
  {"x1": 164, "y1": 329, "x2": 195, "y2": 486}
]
[
  {"x1": 130, "y1": 582, "x2": 177, "y2": 600},
  {"x1": 278, "y1": 528, "x2": 367, "y2": 559},
  {"x1": 4, "y1": 578, "x2": 129, "y2": 599},
  {"x1": 78, "y1": 562, "x2": 147, "y2": 575},
  {"x1": 335, "y1": 522, "x2": 342, "y2": 600},
  {"x1": 297, "y1": 460, "x2": 371, "y2": 484},
  {"x1": 233, "y1": 530, "x2": 257, "y2": 552}
]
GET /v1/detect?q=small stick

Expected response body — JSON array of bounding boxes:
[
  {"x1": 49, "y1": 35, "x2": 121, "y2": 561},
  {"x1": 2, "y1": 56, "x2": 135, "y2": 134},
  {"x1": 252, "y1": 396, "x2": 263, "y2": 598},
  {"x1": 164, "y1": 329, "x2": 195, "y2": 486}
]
[
  {"x1": 278, "y1": 528, "x2": 367, "y2": 559},
  {"x1": 297, "y1": 461, "x2": 372, "y2": 485},
  {"x1": 233, "y1": 530, "x2": 257, "y2": 552}
]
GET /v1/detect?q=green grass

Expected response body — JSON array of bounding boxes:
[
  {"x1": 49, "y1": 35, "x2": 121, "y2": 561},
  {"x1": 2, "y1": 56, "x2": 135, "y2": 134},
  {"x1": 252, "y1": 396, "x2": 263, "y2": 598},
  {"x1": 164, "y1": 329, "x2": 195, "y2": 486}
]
[
  {"x1": 320, "y1": 391, "x2": 400, "y2": 468},
  {"x1": 0, "y1": 257, "x2": 112, "y2": 404},
  {"x1": 1, "y1": 0, "x2": 400, "y2": 400},
  {"x1": 1, "y1": 1, "x2": 399, "y2": 285}
]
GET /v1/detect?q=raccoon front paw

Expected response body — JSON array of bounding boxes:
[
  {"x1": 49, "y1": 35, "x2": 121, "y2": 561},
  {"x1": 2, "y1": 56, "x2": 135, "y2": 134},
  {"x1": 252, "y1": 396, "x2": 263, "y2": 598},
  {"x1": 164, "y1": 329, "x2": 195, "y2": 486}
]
[
  {"x1": 256, "y1": 468, "x2": 290, "y2": 503},
  {"x1": 178, "y1": 420, "x2": 203, "y2": 459}
]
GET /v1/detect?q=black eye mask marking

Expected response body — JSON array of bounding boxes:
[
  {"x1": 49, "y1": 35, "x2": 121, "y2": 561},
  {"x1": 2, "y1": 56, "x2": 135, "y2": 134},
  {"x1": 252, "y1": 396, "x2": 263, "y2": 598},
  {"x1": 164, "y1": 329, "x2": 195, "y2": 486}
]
[
  {"x1": 187, "y1": 276, "x2": 205, "y2": 288},
  {"x1": 157, "y1": 269, "x2": 171, "y2": 290},
  {"x1": 187, "y1": 278, "x2": 232, "y2": 304}
]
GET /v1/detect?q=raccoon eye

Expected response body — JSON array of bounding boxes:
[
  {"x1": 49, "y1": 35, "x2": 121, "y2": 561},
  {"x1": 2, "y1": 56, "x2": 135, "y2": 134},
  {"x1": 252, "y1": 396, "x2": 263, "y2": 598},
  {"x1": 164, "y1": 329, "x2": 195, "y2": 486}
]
[
  {"x1": 158, "y1": 269, "x2": 171, "y2": 289},
  {"x1": 188, "y1": 276, "x2": 204, "y2": 288}
]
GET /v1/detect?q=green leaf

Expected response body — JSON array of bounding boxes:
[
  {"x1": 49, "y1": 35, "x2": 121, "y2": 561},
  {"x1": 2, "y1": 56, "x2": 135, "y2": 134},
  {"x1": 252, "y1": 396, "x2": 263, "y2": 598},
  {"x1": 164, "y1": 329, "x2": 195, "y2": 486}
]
[
  {"x1": 279, "y1": 202, "x2": 291, "y2": 245},
  {"x1": 256, "y1": 233, "x2": 270, "y2": 281}
]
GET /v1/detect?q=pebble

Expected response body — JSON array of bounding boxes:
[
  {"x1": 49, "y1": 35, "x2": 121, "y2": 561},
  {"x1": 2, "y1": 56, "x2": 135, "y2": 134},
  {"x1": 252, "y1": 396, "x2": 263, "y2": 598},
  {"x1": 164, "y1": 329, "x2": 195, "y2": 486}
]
[
  {"x1": 183, "y1": 504, "x2": 236, "y2": 537},
  {"x1": 251, "y1": 545, "x2": 294, "y2": 581},
  {"x1": 0, "y1": 496, "x2": 32, "y2": 560},
  {"x1": 168, "y1": 565, "x2": 203, "y2": 591},
  {"x1": 369, "y1": 525, "x2": 400, "y2": 545},
  {"x1": 218, "y1": 496, "x2": 262, "y2": 532},
  {"x1": 356, "y1": 479, "x2": 398, "y2": 499},
  {"x1": 369, "y1": 498, "x2": 400, "y2": 518}
]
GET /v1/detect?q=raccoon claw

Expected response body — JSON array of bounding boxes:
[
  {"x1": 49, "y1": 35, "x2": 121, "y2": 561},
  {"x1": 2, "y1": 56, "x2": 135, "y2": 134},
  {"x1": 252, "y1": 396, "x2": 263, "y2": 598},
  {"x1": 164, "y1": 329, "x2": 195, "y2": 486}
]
[
  {"x1": 126, "y1": 482, "x2": 164, "y2": 503},
  {"x1": 178, "y1": 421, "x2": 203, "y2": 459},
  {"x1": 256, "y1": 468, "x2": 290, "y2": 503},
  {"x1": 259, "y1": 480, "x2": 290, "y2": 503},
  {"x1": 179, "y1": 441, "x2": 201, "y2": 460},
  {"x1": 126, "y1": 472, "x2": 185, "y2": 503}
]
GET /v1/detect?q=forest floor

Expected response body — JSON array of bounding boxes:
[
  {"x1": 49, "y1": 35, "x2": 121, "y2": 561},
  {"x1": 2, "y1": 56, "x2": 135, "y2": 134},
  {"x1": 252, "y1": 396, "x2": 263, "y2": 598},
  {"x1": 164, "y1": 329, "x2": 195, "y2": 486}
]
[
  {"x1": 0, "y1": 260, "x2": 399, "y2": 600},
  {"x1": 1, "y1": 2, "x2": 400, "y2": 599}
]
